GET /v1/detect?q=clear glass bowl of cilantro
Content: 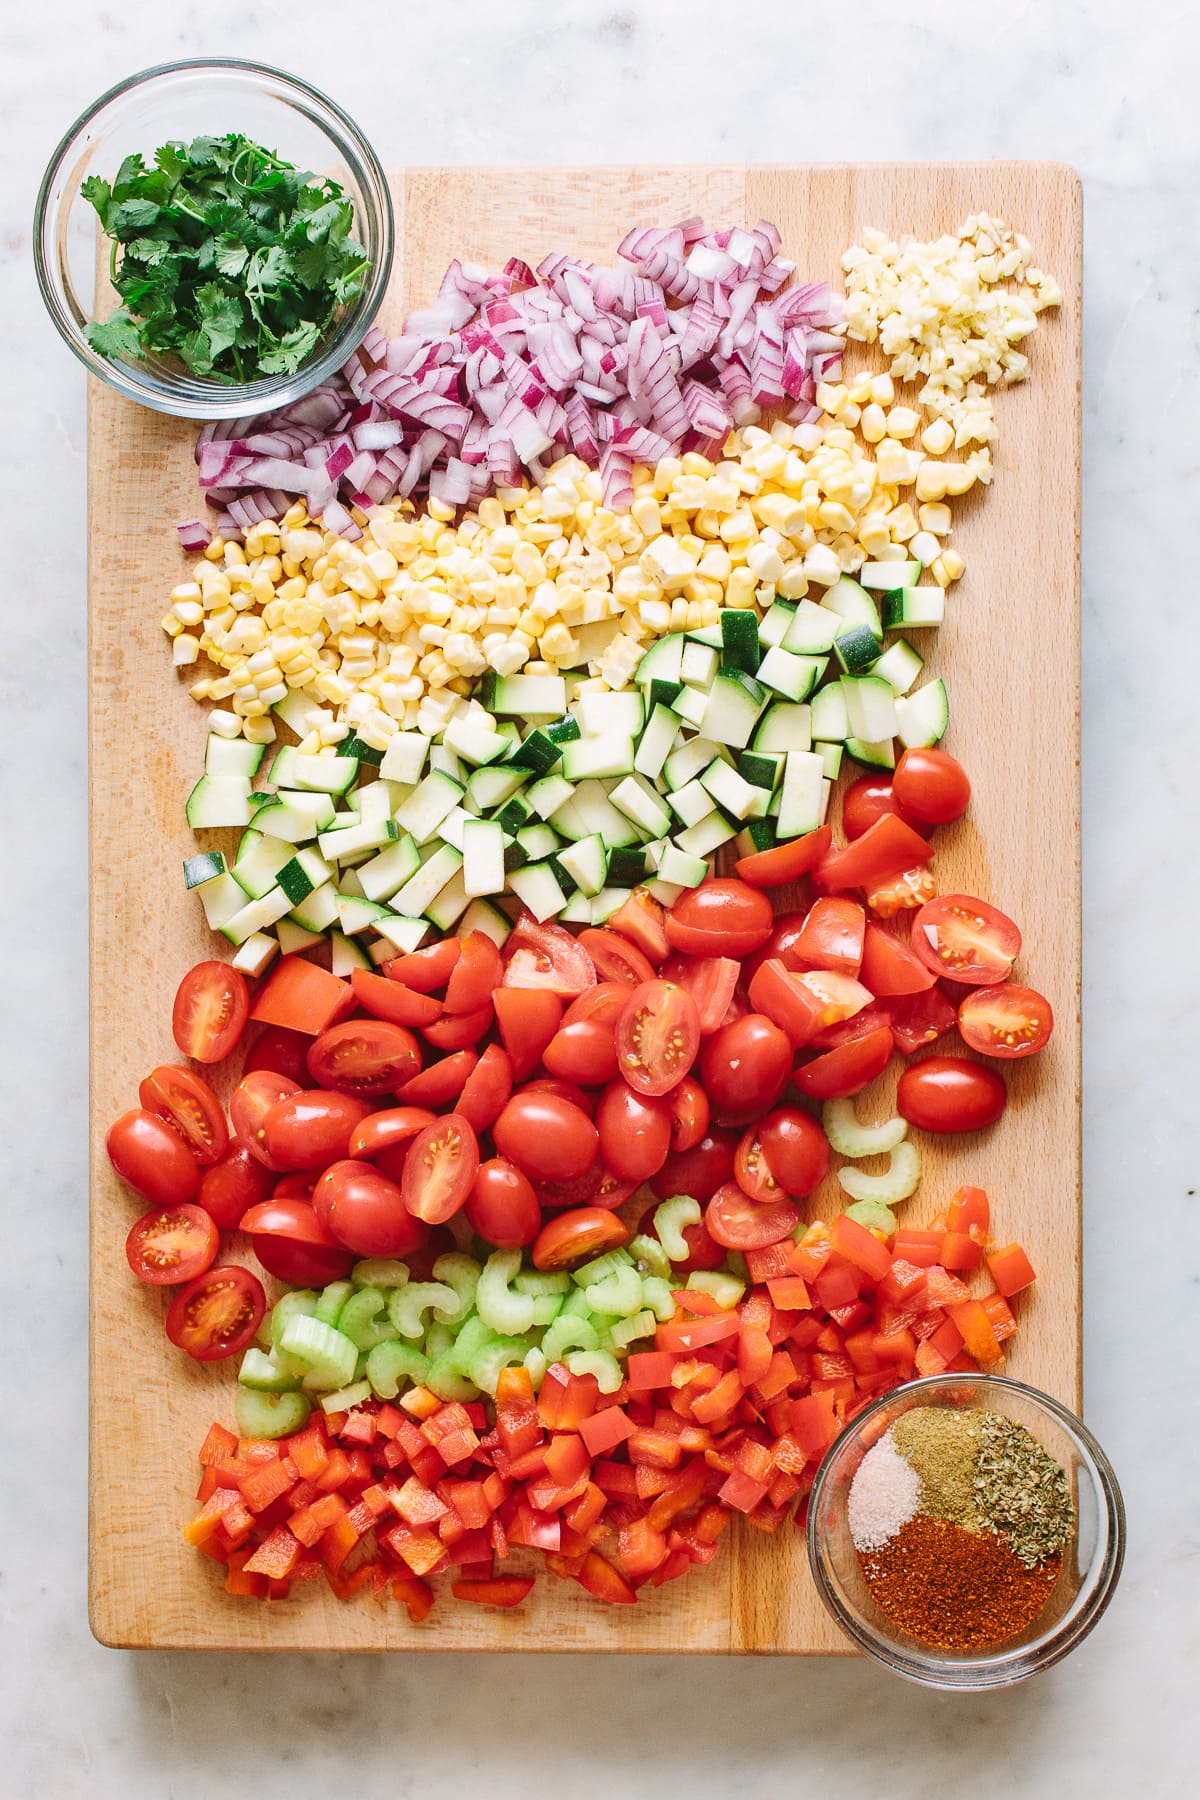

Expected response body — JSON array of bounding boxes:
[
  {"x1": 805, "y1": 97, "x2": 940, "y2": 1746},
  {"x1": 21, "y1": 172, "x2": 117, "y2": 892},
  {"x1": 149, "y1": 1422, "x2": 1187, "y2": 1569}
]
[{"x1": 34, "y1": 60, "x2": 393, "y2": 419}]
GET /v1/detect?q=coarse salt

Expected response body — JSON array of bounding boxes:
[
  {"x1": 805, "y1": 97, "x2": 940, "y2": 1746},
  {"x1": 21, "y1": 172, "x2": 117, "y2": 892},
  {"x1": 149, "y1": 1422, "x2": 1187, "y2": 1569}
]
[{"x1": 847, "y1": 1429, "x2": 921, "y2": 1552}]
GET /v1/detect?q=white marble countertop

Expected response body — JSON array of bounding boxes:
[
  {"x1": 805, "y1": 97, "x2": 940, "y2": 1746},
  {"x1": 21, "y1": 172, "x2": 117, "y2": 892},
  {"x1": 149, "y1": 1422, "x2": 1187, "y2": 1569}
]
[{"x1": 3, "y1": 0, "x2": 1195, "y2": 1791}]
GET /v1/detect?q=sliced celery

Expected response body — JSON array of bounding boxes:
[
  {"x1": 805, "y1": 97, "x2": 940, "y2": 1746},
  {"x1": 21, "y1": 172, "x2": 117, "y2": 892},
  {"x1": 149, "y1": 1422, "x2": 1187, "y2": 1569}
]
[
  {"x1": 583, "y1": 1265, "x2": 646, "y2": 1318},
  {"x1": 686, "y1": 1270, "x2": 745, "y2": 1309},
  {"x1": 475, "y1": 1250, "x2": 536, "y2": 1335},
  {"x1": 389, "y1": 1280, "x2": 460, "y2": 1340},
  {"x1": 279, "y1": 1314, "x2": 358, "y2": 1391},
  {"x1": 628, "y1": 1234, "x2": 671, "y2": 1280},
  {"x1": 845, "y1": 1198, "x2": 899, "y2": 1235},
  {"x1": 513, "y1": 1269, "x2": 572, "y2": 1298},
  {"x1": 572, "y1": 1248, "x2": 635, "y2": 1287},
  {"x1": 822, "y1": 1096, "x2": 908, "y2": 1160},
  {"x1": 432, "y1": 1252, "x2": 483, "y2": 1323},
  {"x1": 238, "y1": 1347, "x2": 301, "y2": 1393},
  {"x1": 609, "y1": 1308, "x2": 657, "y2": 1351},
  {"x1": 364, "y1": 1340, "x2": 429, "y2": 1399},
  {"x1": 426, "y1": 1351, "x2": 481, "y2": 1403},
  {"x1": 319, "y1": 1378, "x2": 372, "y2": 1413},
  {"x1": 269, "y1": 1289, "x2": 318, "y2": 1351},
  {"x1": 653, "y1": 1196, "x2": 702, "y2": 1261},
  {"x1": 564, "y1": 1349, "x2": 623, "y2": 1394},
  {"x1": 530, "y1": 1293, "x2": 564, "y2": 1327},
  {"x1": 350, "y1": 1258, "x2": 411, "y2": 1289},
  {"x1": 641, "y1": 1276, "x2": 676, "y2": 1322},
  {"x1": 235, "y1": 1387, "x2": 311, "y2": 1439},
  {"x1": 524, "y1": 1346, "x2": 548, "y2": 1389},
  {"x1": 837, "y1": 1141, "x2": 921, "y2": 1205},
  {"x1": 466, "y1": 1335, "x2": 531, "y2": 1396},
  {"x1": 541, "y1": 1314, "x2": 600, "y2": 1362},
  {"x1": 337, "y1": 1287, "x2": 394, "y2": 1350},
  {"x1": 314, "y1": 1280, "x2": 354, "y2": 1326}
]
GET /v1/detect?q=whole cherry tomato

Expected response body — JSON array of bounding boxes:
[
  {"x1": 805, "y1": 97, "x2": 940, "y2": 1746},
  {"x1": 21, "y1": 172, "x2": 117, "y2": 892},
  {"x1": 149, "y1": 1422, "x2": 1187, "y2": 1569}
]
[
  {"x1": 493, "y1": 1093, "x2": 599, "y2": 1182},
  {"x1": 664, "y1": 879, "x2": 774, "y2": 958},
  {"x1": 107, "y1": 1109, "x2": 200, "y2": 1205},
  {"x1": 240, "y1": 1197, "x2": 355, "y2": 1286},
  {"x1": 260, "y1": 1090, "x2": 371, "y2": 1171},
  {"x1": 897, "y1": 1057, "x2": 1007, "y2": 1131},
  {"x1": 699, "y1": 1014, "x2": 792, "y2": 1126},
  {"x1": 465, "y1": 1158, "x2": 542, "y2": 1250},
  {"x1": 649, "y1": 1127, "x2": 739, "y2": 1203},
  {"x1": 196, "y1": 1143, "x2": 274, "y2": 1230},
  {"x1": 595, "y1": 1082, "x2": 672, "y2": 1183},
  {"x1": 313, "y1": 1160, "x2": 429, "y2": 1256},
  {"x1": 892, "y1": 748, "x2": 971, "y2": 825},
  {"x1": 243, "y1": 1025, "x2": 312, "y2": 1086}
]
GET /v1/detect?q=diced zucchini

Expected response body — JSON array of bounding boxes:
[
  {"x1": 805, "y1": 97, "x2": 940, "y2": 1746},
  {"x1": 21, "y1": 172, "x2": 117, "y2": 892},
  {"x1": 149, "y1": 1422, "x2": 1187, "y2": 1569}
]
[
  {"x1": 738, "y1": 750, "x2": 784, "y2": 791},
  {"x1": 833, "y1": 625, "x2": 881, "y2": 676},
  {"x1": 590, "y1": 887, "x2": 636, "y2": 924},
  {"x1": 339, "y1": 734, "x2": 385, "y2": 767},
  {"x1": 505, "y1": 728, "x2": 562, "y2": 779},
  {"x1": 251, "y1": 798, "x2": 325, "y2": 844},
  {"x1": 811, "y1": 684, "x2": 849, "y2": 743},
  {"x1": 777, "y1": 751, "x2": 827, "y2": 838},
  {"x1": 483, "y1": 673, "x2": 569, "y2": 717},
  {"x1": 337, "y1": 896, "x2": 394, "y2": 936},
  {"x1": 657, "y1": 843, "x2": 711, "y2": 889},
  {"x1": 371, "y1": 914, "x2": 431, "y2": 955},
  {"x1": 329, "y1": 929, "x2": 372, "y2": 975},
  {"x1": 752, "y1": 703, "x2": 812, "y2": 755},
  {"x1": 644, "y1": 877, "x2": 685, "y2": 907},
  {"x1": 841, "y1": 675, "x2": 899, "y2": 743},
  {"x1": 845, "y1": 737, "x2": 896, "y2": 770},
  {"x1": 664, "y1": 736, "x2": 727, "y2": 792},
  {"x1": 883, "y1": 586, "x2": 945, "y2": 629},
  {"x1": 508, "y1": 861, "x2": 568, "y2": 922},
  {"x1": 608, "y1": 774, "x2": 672, "y2": 841},
  {"x1": 291, "y1": 753, "x2": 359, "y2": 795},
  {"x1": 424, "y1": 867, "x2": 472, "y2": 931},
  {"x1": 700, "y1": 670, "x2": 766, "y2": 749},
  {"x1": 560, "y1": 735, "x2": 636, "y2": 782},
  {"x1": 317, "y1": 817, "x2": 399, "y2": 862},
  {"x1": 391, "y1": 845, "x2": 464, "y2": 919},
  {"x1": 607, "y1": 846, "x2": 648, "y2": 887},
  {"x1": 205, "y1": 734, "x2": 265, "y2": 779},
  {"x1": 821, "y1": 575, "x2": 882, "y2": 638},
  {"x1": 859, "y1": 561, "x2": 922, "y2": 591},
  {"x1": 735, "y1": 819, "x2": 777, "y2": 858},
  {"x1": 525, "y1": 774, "x2": 575, "y2": 820},
  {"x1": 515, "y1": 823, "x2": 561, "y2": 864},
  {"x1": 276, "y1": 918, "x2": 324, "y2": 955},
  {"x1": 668, "y1": 779, "x2": 717, "y2": 830},
  {"x1": 465, "y1": 763, "x2": 527, "y2": 813},
  {"x1": 443, "y1": 713, "x2": 512, "y2": 768},
  {"x1": 671, "y1": 684, "x2": 710, "y2": 729},
  {"x1": 895, "y1": 678, "x2": 950, "y2": 748},
  {"x1": 634, "y1": 703, "x2": 682, "y2": 781},
  {"x1": 699, "y1": 758, "x2": 768, "y2": 821},
  {"x1": 757, "y1": 600, "x2": 798, "y2": 649},
  {"x1": 782, "y1": 599, "x2": 841, "y2": 655},
  {"x1": 757, "y1": 645, "x2": 822, "y2": 702},
  {"x1": 183, "y1": 851, "x2": 227, "y2": 890},
  {"x1": 231, "y1": 931, "x2": 280, "y2": 977},
  {"x1": 276, "y1": 846, "x2": 335, "y2": 905},
  {"x1": 220, "y1": 886, "x2": 292, "y2": 946},
  {"x1": 271, "y1": 689, "x2": 317, "y2": 738},
  {"x1": 288, "y1": 882, "x2": 340, "y2": 933},
  {"x1": 199, "y1": 872, "x2": 252, "y2": 930},
  {"x1": 675, "y1": 811, "x2": 737, "y2": 858},
  {"x1": 354, "y1": 780, "x2": 393, "y2": 825},
  {"x1": 462, "y1": 820, "x2": 507, "y2": 898},
  {"x1": 494, "y1": 794, "x2": 533, "y2": 836},
  {"x1": 720, "y1": 609, "x2": 760, "y2": 674},
  {"x1": 872, "y1": 637, "x2": 924, "y2": 696},
  {"x1": 230, "y1": 832, "x2": 297, "y2": 901},
  {"x1": 635, "y1": 633, "x2": 685, "y2": 688},
  {"x1": 357, "y1": 834, "x2": 421, "y2": 903},
  {"x1": 680, "y1": 641, "x2": 720, "y2": 690},
  {"x1": 428, "y1": 744, "x2": 465, "y2": 783},
  {"x1": 394, "y1": 771, "x2": 465, "y2": 844},
  {"x1": 557, "y1": 833, "x2": 609, "y2": 898},
  {"x1": 816, "y1": 741, "x2": 844, "y2": 780},
  {"x1": 186, "y1": 774, "x2": 253, "y2": 830},
  {"x1": 577, "y1": 691, "x2": 644, "y2": 738},
  {"x1": 457, "y1": 899, "x2": 512, "y2": 947},
  {"x1": 571, "y1": 781, "x2": 642, "y2": 848}
]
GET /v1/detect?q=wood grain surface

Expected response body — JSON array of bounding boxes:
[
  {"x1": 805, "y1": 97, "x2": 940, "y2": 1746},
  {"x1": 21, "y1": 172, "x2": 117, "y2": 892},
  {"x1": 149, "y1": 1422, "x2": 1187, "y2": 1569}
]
[{"x1": 88, "y1": 163, "x2": 1081, "y2": 1652}]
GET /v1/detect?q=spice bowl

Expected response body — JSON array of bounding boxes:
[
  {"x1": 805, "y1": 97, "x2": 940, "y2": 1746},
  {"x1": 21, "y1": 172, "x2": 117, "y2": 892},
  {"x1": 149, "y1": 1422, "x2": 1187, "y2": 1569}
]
[
  {"x1": 33, "y1": 59, "x2": 393, "y2": 418},
  {"x1": 807, "y1": 1374, "x2": 1124, "y2": 1690}
]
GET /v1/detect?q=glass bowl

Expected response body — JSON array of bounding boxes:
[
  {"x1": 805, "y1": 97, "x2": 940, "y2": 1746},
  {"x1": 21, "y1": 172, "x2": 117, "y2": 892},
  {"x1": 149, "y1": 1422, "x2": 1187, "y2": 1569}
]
[
  {"x1": 807, "y1": 1373, "x2": 1124, "y2": 1691},
  {"x1": 33, "y1": 59, "x2": 393, "y2": 419}
]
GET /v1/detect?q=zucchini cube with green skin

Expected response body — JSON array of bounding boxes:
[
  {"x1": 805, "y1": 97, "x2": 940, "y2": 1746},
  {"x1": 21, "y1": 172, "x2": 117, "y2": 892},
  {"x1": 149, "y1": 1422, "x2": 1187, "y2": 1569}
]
[
  {"x1": 883, "y1": 586, "x2": 945, "y2": 629},
  {"x1": 291, "y1": 753, "x2": 360, "y2": 795},
  {"x1": 821, "y1": 575, "x2": 882, "y2": 638},
  {"x1": 781, "y1": 599, "x2": 841, "y2": 655},
  {"x1": 758, "y1": 645, "x2": 823, "y2": 701},
  {"x1": 204, "y1": 734, "x2": 264, "y2": 779},
  {"x1": 720, "y1": 608, "x2": 760, "y2": 673},
  {"x1": 607, "y1": 846, "x2": 648, "y2": 887},
  {"x1": 457, "y1": 898, "x2": 512, "y2": 947},
  {"x1": 183, "y1": 851, "x2": 227, "y2": 889},
  {"x1": 338, "y1": 735, "x2": 385, "y2": 766},
  {"x1": 833, "y1": 624, "x2": 882, "y2": 676},
  {"x1": 636, "y1": 632, "x2": 686, "y2": 688},
  {"x1": 895, "y1": 678, "x2": 950, "y2": 747}
]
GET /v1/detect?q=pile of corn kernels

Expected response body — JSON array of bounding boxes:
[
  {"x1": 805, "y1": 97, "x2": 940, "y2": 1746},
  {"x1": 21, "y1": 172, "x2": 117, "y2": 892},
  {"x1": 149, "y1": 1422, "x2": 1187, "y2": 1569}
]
[{"x1": 164, "y1": 397, "x2": 972, "y2": 753}]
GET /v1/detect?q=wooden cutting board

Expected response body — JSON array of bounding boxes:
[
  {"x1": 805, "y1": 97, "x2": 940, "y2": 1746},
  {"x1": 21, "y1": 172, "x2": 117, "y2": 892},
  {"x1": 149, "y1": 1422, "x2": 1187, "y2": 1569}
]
[{"x1": 88, "y1": 163, "x2": 1081, "y2": 1652}]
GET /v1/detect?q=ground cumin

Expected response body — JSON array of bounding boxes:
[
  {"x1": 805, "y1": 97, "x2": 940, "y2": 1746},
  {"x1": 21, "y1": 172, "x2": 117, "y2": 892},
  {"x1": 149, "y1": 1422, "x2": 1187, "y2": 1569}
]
[{"x1": 860, "y1": 1514, "x2": 1062, "y2": 1650}]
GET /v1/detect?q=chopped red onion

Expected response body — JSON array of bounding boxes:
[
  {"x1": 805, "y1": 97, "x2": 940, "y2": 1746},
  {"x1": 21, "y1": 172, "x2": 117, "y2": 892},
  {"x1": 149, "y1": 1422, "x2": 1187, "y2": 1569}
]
[
  {"x1": 191, "y1": 219, "x2": 843, "y2": 533},
  {"x1": 176, "y1": 518, "x2": 213, "y2": 552}
]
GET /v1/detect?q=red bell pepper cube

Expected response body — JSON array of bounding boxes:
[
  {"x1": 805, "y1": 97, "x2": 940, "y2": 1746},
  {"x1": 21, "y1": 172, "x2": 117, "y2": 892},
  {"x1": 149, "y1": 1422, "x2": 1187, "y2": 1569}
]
[
  {"x1": 391, "y1": 1477, "x2": 450, "y2": 1528},
  {"x1": 508, "y1": 1504, "x2": 561, "y2": 1552},
  {"x1": 719, "y1": 1468, "x2": 770, "y2": 1513},
  {"x1": 947, "y1": 1298, "x2": 1003, "y2": 1365},
  {"x1": 244, "y1": 1525, "x2": 302, "y2": 1581},
  {"x1": 391, "y1": 1573, "x2": 435, "y2": 1620},
  {"x1": 753, "y1": 1349, "x2": 798, "y2": 1402},
  {"x1": 627, "y1": 1350, "x2": 677, "y2": 1393},
  {"x1": 495, "y1": 1366, "x2": 542, "y2": 1459},
  {"x1": 593, "y1": 1460, "x2": 641, "y2": 1499},
  {"x1": 691, "y1": 1369, "x2": 744, "y2": 1425},
  {"x1": 579, "y1": 1405, "x2": 636, "y2": 1458},
  {"x1": 922, "y1": 1265, "x2": 972, "y2": 1308},
  {"x1": 239, "y1": 1456, "x2": 298, "y2": 1514},
  {"x1": 737, "y1": 1325, "x2": 773, "y2": 1387},
  {"x1": 831, "y1": 1213, "x2": 893, "y2": 1281},
  {"x1": 634, "y1": 1464, "x2": 674, "y2": 1500},
  {"x1": 813, "y1": 1260, "x2": 861, "y2": 1312},
  {"x1": 742, "y1": 1242, "x2": 795, "y2": 1283},
  {"x1": 382, "y1": 1521, "x2": 446, "y2": 1576},
  {"x1": 199, "y1": 1422, "x2": 239, "y2": 1468},
  {"x1": 564, "y1": 1481, "x2": 607, "y2": 1534},
  {"x1": 645, "y1": 1457, "x2": 707, "y2": 1531},
  {"x1": 628, "y1": 1427, "x2": 684, "y2": 1471},
  {"x1": 787, "y1": 1389, "x2": 839, "y2": 1454},
  {"x1": 618, "y1": 1517, "x2": 668, "y2": 1578},
  {"x1": 537, "y1": 1363, "x2": 600, "y2": 1431},
  {"x1": 250, "y1": 955, "x2": 356, "y2": 1034},
  {"x1": 439, "y1": 1477, "x2": 492, "y2": 1530},
  {"x1": 451, "y1": 1575, "x2": 536, "y2": 1607},
  {"x1": 980, "y1": 1292, "x2": 1018, "y2": 1342},
  {"x1": 946, "y1": 1184, "x2": 990, "y2": 1235},
  {"x1": 182, "y1": 1488, "x2": 243, "y2": 1550},
  {"x1": 320, "y1": 1513, "x2": 362, "y2": 1574},
  {"x1": 986, "y1": 1242, "x2": 1037, "y2": 1297},
  {"x1": 891, "y1": 1228, "x2": 943, "y2": 1268},
  {"x1": 940, "y1": 1230, "x2": 983, "y2": 1272},
  {"x1": 543, "y1": 1432, "x2": 590, "y2": 1488},
  {"x1": 443, "y1": 1528, "x2": 494, "y2": 1567},
  {"x1": 339, "y1": 1408, "x2": 377, "y2": 1447},
  {"x1": 223, "y1": 1549, "x2": 268, "y2": 1597},
  {"x1": 878, "y1": 1258, "x2": 927, "y2": 1305},
  {"x1": 766, "y1": 1276, "x2": 811, "y2": 1311},
  {"x1": 656, "y1": 1314, "x2": 741, "y2": 1354}
]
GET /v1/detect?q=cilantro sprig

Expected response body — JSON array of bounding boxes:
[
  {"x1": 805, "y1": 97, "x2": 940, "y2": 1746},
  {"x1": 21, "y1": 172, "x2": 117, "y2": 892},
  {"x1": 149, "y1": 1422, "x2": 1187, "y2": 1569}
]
[{"x1": 82, "y1": 133, "x2": 370, "y2": 384}]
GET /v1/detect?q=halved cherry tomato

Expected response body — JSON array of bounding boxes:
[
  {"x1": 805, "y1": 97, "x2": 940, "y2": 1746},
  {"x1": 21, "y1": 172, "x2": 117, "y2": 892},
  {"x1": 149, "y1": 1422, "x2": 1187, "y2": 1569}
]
[
  {"x1": 493, "y1": 988, "x2": 562, "y2": 1081},
  {"x1": 897, "y1": 1057, "x2": 1007, "y2": 1132},
  {"x1": 197, "y1": 1142, "x2": 274, "y2": 1230},
  {"x1": 743, "y1": 911, "x2": 810, "y2": 986},
  {"x1": 665, "y1": 880, "x2": 774, "y2": 958},
  {"x1": 958, "y1": 984, "x2": 1054, "y2": 1058},
  {"x1": 230, "y1": 1071, "x2": 301, "y2": 1168},
  {"x1": 444, "y1": 932, "x2": 503, "y2": 1014},
  {"x1": 314, "y1": 1160, "x2": 428, "y2": 1256},
  {"x1": 577, "y1": 928, "x2": 656, "y2": 987},
  {"x1": 892, "y1": 747, "x2": 971, "y2": 825},
  {"x1": 516, "y1": 1076, "x2": 595, "y2": 1115},
  {"x1": 502, "y1": 915, "x2": 595, "y2": 997},
  {"x1": 859, "y1": 921, "x2": 936, "y2": 996},
  {"x1": 465, "y1": 1158, "x2": 542, "y2": 1250},
  {"x1": 563, "y1": 982, "x2": 629, "y2": 1028},
  {"x1": 243, "y1": 1025, "x2": 312, "y2": 1086},
  {"x1": 662, "y1": 955, "x2": 740, "y2": 1035},
  {"x1": 667, "y1": 1074, "x2": 709, "y2": 1152},
  {"x1": 705, "y1": 1183, "x2": 799, "y2": 1250},
  {"x1": 126, "y1": 1203, "x2": 218, "y2": 1285},
  {"x1": 733, "y1": 1126, "x2": 783, "y2": 1203},
  {"x1": 240, "y1": 1198, "x2": 355, "y2": 1286},
  {"x1": 758, "y1": 1105, "x2": 830, "y2": 1198},
  {"x1": 396, "y1": 1051, "x2": 478, "y2": 1108},
  {"x1": 699, "y1": 1014, "x2": 791, "y2": 1126},
  {"x1": 533, "y1": 1207, "x2": 630, "y2": 1271},
  {"x1": 911, "y1": 895, "x2": 1021, "y2": 986},
  {"x1": 107, "y1": 1108, "x2": 201, "y2": 1205},
  {"x1": 867, "y1": 866, "x2": 937, "y2": 918},
  {"x1": 811, "y1": 1004, "x2": 892, "y2": 1051},
  {"x1": 534, "y1": 1161, "x2": 636, "y2": 1214},
  {"x1": 615, "y1": 980, "x2": 700, "y2": 1097},
  {"x1": 794, "y1": 1025, "x2": 895, "y2": 1099},
  {"x1": 543, "y1": 1019, "x2": 619, "y2": 1086},
  {"x1": 787, "y1": 897, "x2": 866, "y2": 976},
  {"x1": 273, "y1": 1172, "x2": 317, "y2": 1200},
  {"x1": 349, "y1": 1106, "x2": 436, "y2": 1160},
  {"x1": 401, "y1": 1115, "x2": 480, "y2": 1224},
  {"x1": 884, "y1": 988, "x2": 958, "y2": 1055},
  {"x1": 259, "y1": 1089, "x2": 370, "y2": 1171},
  {"x1": 734, "y1": 825, "x2": 831, "y2": 888},
  {"x1": 172, "y1": 961, "x2": 250, "y2": 1064},
  {"x1": 493, "y1": 1094, "x2": 599, "y2": 1182},
  {"x1": 350, "y1": 968, "x2": 442, "y2": 1029},
  {"x1": 306, "y1": 1019, "x2": 422, "y2": 1095},
  {"x1": 649, "y1": 1127, "x2": 738, "y2": 1203},
  {"x1": 841, "y1": 776, "x2": 929, "y2": 842},
  {"x1": 816, "y1": 814, "x2": 933, "y2": 894},
  {"x1": 596, "y1": 1082, "x2": 672, "y2": 1183},
  {"x1": 383, "y1": 939, "x2": 460, "y2": 993},
  {"x1": 456, "y1": 1043, "x2": 514, "y2": 1133},
  {"x1": 422, "y1": 1004, "x2": 494, "y2": 1052},
  {"x1": 606, "y1": 888, "x2": 669, "y2": 965},
  {"x1": 139, "y1": 1065, "x2": 228, "y2": 1166},
  {"x1": 165, "y1": 1265, "x2": 265, "y2": 1362}
]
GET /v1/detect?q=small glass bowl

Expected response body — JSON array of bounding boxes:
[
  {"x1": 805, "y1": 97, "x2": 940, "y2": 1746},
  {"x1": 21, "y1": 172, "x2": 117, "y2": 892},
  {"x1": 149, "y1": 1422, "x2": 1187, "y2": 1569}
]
[
  {"x1": 33, "y1": 59, "x2": 393, "y2": 419},
  {"x1": 807, "y1": 1373, "x2": 1124, "y2": 1690}
]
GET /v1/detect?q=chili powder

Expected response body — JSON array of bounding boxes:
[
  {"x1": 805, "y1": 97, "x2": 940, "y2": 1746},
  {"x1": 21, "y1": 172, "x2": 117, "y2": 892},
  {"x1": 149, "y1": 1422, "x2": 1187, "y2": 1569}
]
[{"x1": 860, "y1": 1514, "x2": 1062, "y2": 1650}]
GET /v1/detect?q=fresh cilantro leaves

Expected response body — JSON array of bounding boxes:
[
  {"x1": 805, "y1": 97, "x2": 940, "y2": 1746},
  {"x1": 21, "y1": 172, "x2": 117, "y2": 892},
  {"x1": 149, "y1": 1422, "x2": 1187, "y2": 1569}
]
[{"x1": 82, "y1": 132, "x2": 370, "y2": 384}]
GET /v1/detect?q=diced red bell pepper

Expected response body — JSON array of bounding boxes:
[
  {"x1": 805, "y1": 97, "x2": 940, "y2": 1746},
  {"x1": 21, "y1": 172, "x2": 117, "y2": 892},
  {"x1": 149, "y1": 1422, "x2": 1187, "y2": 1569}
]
[
  {"x1": 878, "y1": 1259, "x2": 927, "y2": 1305},
  {"x1": 980, "y1": 1292, "x2": 1018, "y2": 1343},
  {"x1": 719, "y1": 1468, "x2": 769, "y2": 1513},
  {"x1": 891, "y1": 1228, "x2": 943, "y2": 1268},
  {"x1": 564, "y1": 1481, "x2": 607, "y2": 1534},
  {"x1": 671, "y1": 1287, "x2": 731, "y2": 1317},
  {"x1": 399, "y1": 1384, "x2": 442, "y2": 1421},
  {"x1": 382, "y1": 1521, "x2": 446, "y2": 1576},
  {"x1": 199, "y1": 1421, "x2": 239, "y2": 1468},
  {"x1": 627, "y1": 1350, "x2": 677, "y2": 1392},
  {"x1": 507, "y1": 1503, "x2": 561, "y2": 1552},
  {"x1": 947, "y1": 1298, "x2": 1003, "y2": 1365},
  {"x1": 753, "y1": 1349, "x2": 798, "y2": 1402},
  {"x1": 986, "y1": 1241, "x2": 1037, "y2": 1297},
  {"x1": 766, "y1": 1275, "x2": 811, "y2": 1312},
  {"x1": 320, "y1": 1512, "x2": 363, "y2": 1574},
  {"x1": 223, "y1": 1549, "x2": 268, "y2": 1597},
  {"x1": 451, "y1": 1575, "x2": 535, "y2": 1607},
  {"x1": 628, "y1": 1427, "x2": 684, "y2": 1471},
  {"x1": 391, "y1": 1477, "x2": 450, "y2": 1528},
  {"x1": 579, "y1": 1405, "x2": 636, "y2": 1458},
  {"x1": 340, "y1": 1408, "x2": 377, "y2": 1447},
  {"x1": 831, "y1": 1213, "x2": 893, "y2": 1281},
  {"x1": 494, "y1": 1367, "x2": 542, "y2": 1459},
  {"x1": 618, "y1": 1517, "x2": 669, "y2": 1578},
  {"x1": 392, "y1": 1572, "x2": 435, "y2": 1620},
  {"x1": 691, "y1": 1369, "x2": 744, "y2": 1425},
  {"x1": 737, "y1": 1325, "x2": 773, "y2": 1387},
  {"x1": 239, "y1": 1456, "x2": 298, "y2": 1514},
  {"x1": 575, "y1": 1550, "x2": 637, "y2": 1605},
  {"x1": 946, "y1": 1184, "x2": 990, "y2": 1235},
  {"x1": 537, "y1": 1363, "x2": 600, "y2": 1431},
  {"x1": 439, "y1": 1477, "x2": 492, "y2": 1530},
  {"x1": 922, "y1": 1265, "x2": 972, "y2": 1308},
  {"x1": 593, "y1": 1460, "x2": 641, "y2": 1499},
  {"x1": 250, "y1": 955, "x2": 357, "y2": 1034},
  {"x1": 786, "y1": 1389, "x2": 839, "y2": 1455},
  {"x1": 182, "y1": 1487, "x2": 244, "y2": 1550},
  {"x1": 657, "y1": 1314, "x2": 741, "y2": 1354},
  {"x1": 940, "y1": 1230, "x2": 983, "y2": 1271},
  {"x1": 244, "y1": 1524, "x2": 302, "y2": 1580}
]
